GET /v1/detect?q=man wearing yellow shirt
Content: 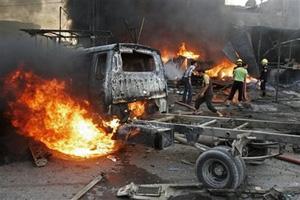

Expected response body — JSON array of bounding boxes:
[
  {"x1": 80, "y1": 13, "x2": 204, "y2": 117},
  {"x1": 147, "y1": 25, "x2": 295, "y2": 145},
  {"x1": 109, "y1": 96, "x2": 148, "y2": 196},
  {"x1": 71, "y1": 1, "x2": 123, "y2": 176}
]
[
  {"x1": 194, "y1": 69, "x2": 223, "y2": 117},
  {"x1": 226, "y1": 59, "x2": 248, "y2": 107}
]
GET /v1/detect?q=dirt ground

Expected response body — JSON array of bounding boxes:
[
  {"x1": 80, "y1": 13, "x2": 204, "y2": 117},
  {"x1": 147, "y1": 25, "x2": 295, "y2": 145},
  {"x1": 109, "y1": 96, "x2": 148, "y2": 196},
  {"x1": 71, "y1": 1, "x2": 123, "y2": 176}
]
[{"x1": 1, "y1": 86, "x2": 300, "y2": 200}]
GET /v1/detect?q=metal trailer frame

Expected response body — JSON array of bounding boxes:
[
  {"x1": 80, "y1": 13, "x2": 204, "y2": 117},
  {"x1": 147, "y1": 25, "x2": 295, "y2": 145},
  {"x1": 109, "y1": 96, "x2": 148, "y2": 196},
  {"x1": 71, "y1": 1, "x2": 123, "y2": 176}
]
[{"x1": 124, "y1": 113, "x2": 300, "y2": 189}]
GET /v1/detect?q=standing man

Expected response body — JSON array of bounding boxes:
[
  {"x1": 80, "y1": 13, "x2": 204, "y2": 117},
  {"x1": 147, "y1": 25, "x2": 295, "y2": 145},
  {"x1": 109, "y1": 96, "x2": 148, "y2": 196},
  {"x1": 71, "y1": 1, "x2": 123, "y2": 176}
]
[
  {"x1": 194, "y1": 69, "x2": 223, "y2": 117},
  {"x1": 226, "y1": 59, "x2": 248, "y2": 107},
  {"x1": 182, "y1": 60, "x2": 197, "y2": 104},
  {"x1": 259, "y1": 58, "x2": 269, "y2": 97}
]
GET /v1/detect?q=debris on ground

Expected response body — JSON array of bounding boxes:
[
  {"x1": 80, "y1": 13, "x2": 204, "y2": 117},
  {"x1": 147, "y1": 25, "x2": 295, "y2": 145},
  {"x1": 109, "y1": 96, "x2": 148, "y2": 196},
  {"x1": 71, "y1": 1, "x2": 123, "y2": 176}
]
[
  {"x1": 116, "y1": 182, "x2": 300, "y2": 200},
  {"x1": 71, "y1": 173, "x2": 105, "y2": 200},
  {"x1": 28, "y1": 140, "x2": 51, "y2": 167},
  {"x1": 107, "y1": 155, "x2": 117, "y2": 162}
]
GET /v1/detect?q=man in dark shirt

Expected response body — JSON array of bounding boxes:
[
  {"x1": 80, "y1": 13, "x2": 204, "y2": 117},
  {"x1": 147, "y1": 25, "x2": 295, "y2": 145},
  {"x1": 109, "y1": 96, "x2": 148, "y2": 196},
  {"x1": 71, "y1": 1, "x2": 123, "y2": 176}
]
[
  {"x1": 259, "y1": 58, "x2": 269, "y2": 97},
  {"x1": 194, "y1": 69, "x2": 223, "y2": 117}
]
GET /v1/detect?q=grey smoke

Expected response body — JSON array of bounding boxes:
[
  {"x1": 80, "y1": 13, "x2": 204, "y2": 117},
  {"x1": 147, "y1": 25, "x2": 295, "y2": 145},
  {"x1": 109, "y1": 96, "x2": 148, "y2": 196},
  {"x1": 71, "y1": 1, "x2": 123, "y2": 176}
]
[
  {"x1": 0, "y1": 21, "x2": 88, "y2": 98},
  {"x1": 164, "y1": 61, "x2": 184, "y2": 81}
]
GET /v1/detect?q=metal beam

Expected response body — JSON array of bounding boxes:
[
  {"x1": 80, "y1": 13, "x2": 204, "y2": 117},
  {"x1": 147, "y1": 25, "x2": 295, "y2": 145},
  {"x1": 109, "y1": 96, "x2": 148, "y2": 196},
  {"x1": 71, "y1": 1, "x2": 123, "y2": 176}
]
[
  {"x1": 133, "y1": 117, "x2": 300, "y2": 145},
  {"x1": 161, "y1": 114, "x2": 300, "y2": 131}
]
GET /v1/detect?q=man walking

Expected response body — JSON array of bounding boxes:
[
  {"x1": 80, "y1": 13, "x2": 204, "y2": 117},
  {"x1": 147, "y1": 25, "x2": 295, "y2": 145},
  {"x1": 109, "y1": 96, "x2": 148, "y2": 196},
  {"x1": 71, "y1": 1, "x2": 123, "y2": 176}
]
[
  {"x1": 226, "y1": 59, "x2": 248, "y2": 107},
  {"x1": 194, "y1": 69, "x2": 223, "y2": 117},
  {"x1": 259, "y1": 58, "x2": 269, "y2": 97},
  {"x1": 182, "y1": 60, "x2": 197, "y2": 104}
]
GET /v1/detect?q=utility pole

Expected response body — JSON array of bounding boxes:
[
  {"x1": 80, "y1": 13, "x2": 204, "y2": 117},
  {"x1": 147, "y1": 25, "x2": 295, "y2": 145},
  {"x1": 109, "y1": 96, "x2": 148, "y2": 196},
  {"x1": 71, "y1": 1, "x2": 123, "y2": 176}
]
[
  {"x1": 59, "y1": 6, "x2": 70, "y2": 44},
  {"x1": 275, "y1": 0, "x2": 287, "y2": 102},
  {"x1": 275, "y1": 39, "x2": 281, "y2": 102},
  {"x1": 90, "y1": 0, "x2": 97, "y2": 46},
  {"x1": 59, "y1": 6, "x2": 62, "y2": 43}
]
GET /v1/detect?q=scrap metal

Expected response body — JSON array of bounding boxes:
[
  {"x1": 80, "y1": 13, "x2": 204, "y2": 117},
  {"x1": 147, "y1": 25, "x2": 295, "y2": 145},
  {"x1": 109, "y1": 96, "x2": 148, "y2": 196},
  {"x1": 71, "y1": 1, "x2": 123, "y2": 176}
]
[
  {"x1": 117, "y1": 182, "x2": 300, "y2": 200},
  {"x1": 28, "y1": 141, "x2": 51, "y2": 167}
]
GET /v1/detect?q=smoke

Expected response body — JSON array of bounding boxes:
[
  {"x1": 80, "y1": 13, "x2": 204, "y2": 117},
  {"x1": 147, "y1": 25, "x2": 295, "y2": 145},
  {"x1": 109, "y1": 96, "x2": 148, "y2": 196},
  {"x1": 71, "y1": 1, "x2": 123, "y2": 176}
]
[
  {"x1": 164, "y1": 57, "x2": 187, "y2": 80},
  {"x1": 0, "y1": 21, "x2": 90, "y2": 103},
  {"x1": 66, "y1": 0, "x2": 234, "y2": 61},
  {"x1": 0, "y1": 0, "x2": 65, "y2": 29},
  {"x1": 0, "y1": 0, "x2": 42, "y2": 16}
]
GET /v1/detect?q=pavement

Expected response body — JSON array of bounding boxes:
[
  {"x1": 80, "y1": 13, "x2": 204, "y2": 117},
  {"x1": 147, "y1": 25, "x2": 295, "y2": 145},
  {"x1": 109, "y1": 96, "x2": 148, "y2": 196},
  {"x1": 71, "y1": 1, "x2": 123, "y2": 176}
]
[
  {"x1": 1, "y1": 87, "x2": 300, "y2": 199},
  {"x1": 0, "y1": 141, "x2": 300, "y2": 199}
]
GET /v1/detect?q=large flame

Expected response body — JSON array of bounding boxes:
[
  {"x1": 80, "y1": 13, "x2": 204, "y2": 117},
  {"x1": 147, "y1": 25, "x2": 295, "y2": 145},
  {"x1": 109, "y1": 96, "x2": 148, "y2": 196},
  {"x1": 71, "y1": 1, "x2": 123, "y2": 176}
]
[
  {"x1": 4, "y1": 69, "x2": 120, "y2": 159},
  {"x1": 160, "y1": 42, "x2": 256, "y2": 83},
  {"x1": 206, "y1": 59, "x2": 257, "y2": 83},
  {"x1": 177, "y1": 42, "x2": 200, "y2": 60},
  {"x1": 160, "y1": 42, "x2": 201, "y2": 64}
]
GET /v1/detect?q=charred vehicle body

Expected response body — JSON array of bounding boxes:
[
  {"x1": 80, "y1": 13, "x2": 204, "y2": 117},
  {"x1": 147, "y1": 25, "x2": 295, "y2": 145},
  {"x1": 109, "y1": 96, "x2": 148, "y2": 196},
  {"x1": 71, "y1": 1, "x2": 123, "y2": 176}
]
[{"x1": 81, "y1": 43, "x2": 168, "y2": 118}]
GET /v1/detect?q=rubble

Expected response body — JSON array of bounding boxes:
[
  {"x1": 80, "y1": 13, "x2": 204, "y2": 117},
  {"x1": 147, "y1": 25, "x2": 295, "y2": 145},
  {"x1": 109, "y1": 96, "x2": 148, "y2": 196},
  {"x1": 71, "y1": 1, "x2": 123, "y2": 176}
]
[
  {"x1": 71, "y1": 173, "x2": 104, "y2": 200},
  {"x1": 116, "y1": 182, "x2": 300, "y2": 200},
  {"x1": 28, "y1": 141, "x2": 51, "y2": 167}
]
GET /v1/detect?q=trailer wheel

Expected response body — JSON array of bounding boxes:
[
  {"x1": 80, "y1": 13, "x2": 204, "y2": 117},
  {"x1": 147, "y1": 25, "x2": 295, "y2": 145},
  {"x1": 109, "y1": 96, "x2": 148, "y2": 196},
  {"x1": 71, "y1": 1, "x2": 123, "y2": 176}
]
[
  {"x1": 195, "y1": 149, "x2": 240, "y2": 189},
  {"x1": 213, "y1": 146, "x2": 246, "y2": 186}
]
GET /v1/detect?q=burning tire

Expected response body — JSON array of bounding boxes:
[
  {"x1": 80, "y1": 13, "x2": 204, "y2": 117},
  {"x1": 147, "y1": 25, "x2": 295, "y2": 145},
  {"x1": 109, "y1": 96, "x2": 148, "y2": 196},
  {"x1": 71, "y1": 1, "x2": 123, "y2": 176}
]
[
  {"x1": 195, "y1": 149, "x2": 240, "y2": 189},
  {"x1": 213, "y1": 146, "x2": 246, "y2": 186}
]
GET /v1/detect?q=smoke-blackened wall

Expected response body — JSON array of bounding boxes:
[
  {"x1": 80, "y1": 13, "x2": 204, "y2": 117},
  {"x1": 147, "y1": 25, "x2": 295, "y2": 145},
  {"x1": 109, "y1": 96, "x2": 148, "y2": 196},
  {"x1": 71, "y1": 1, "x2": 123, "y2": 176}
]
[{"x1": 66, "y1": 0, "x2": 234, "y2": 61}]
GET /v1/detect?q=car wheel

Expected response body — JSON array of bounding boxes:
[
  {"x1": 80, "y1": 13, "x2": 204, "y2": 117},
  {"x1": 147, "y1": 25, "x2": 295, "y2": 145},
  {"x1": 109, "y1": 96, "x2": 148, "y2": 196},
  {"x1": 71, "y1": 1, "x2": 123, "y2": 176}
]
[{"x1": 195, "y1": 149, "x2": 240, "y2": 189}]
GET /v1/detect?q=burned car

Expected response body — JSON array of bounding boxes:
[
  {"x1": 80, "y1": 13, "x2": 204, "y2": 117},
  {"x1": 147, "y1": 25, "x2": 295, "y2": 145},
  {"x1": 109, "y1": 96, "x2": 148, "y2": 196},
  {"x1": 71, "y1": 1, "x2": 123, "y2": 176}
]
[{"x1": 82, "y1": 43, "x2": 168, "y2": 117}]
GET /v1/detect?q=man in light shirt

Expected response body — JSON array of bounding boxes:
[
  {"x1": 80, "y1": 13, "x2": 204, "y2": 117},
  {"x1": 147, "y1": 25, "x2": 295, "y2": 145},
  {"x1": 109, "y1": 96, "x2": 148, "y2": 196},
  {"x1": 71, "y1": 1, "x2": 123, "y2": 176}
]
[
  {"x1": 226, "y1": 59, "x2": 248, "y2": 107},
  {"x1": 182, "y1": 60, "x2": 197, "y2": 104}
]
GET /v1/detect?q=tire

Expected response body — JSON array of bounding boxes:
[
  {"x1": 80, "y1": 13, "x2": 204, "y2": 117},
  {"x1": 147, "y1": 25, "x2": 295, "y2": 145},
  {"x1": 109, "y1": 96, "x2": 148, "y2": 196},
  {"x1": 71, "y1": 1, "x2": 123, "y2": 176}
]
[
  {"x1": 246, "y1": 140, "x2": 269, "y2": 165},
  {"x1": 213, "y1": 146, "x2": 246, "y2": 186},
  {"x1": 248, "y1": 140, "x2": 269, "y2": 157},
  {"x1": 195, "y1": 149, "x2": 240, "y2": 189}
]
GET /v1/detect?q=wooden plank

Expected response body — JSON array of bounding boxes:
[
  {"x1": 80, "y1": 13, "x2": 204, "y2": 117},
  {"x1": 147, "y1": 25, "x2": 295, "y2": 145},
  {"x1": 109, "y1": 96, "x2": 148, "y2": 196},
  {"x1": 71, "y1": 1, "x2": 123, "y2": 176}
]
[
  {"x1": 233, "y1": 122, "x2": 249, "y2": 130},
  {"x1": 151, "y1": 116, "x2": 175, "y2": 122},
  {"x1": 175, "y1": 101, "x2": 196, "y2": 111},
  {"x1": 71, "y1": 174, "x2": 104, "y2": 200},
  {"x1": 199, "y1": 120, "x2": 217, "y2": 127}
]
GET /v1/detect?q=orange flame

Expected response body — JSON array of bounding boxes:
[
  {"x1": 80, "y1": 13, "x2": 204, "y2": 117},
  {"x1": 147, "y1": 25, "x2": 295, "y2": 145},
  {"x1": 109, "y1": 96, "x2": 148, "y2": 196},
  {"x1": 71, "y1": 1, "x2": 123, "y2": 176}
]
[
  {"x1": 4, "y1": 69, "x2": 121, "y2": 159},
  {"x1": 128, "y1": 101, "x2": 146, "y2": 118},
  {"x1": 206, "y1": 59, "x2": 235, "y2": 79},
  {"x1": 206, "y1": 59, "x2": 257, "y2": 83},
  {"x1": 177, "y1": 42, "x2": 200, "y2": 60},
  {"x1": 161, "y1": 49, "x2": 174, "y2": 63}
]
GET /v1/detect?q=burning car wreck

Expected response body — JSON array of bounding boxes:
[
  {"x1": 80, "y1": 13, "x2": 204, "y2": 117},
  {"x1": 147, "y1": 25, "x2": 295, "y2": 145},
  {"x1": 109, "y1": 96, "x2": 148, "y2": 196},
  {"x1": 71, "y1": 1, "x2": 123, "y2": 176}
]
[
  {"x1": 1, "y1": 0, "x2": 300, "y2": 200},
  {"x1": 84, "y1": 43, "x2": 168, "y2": 119}
]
